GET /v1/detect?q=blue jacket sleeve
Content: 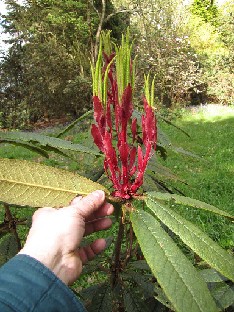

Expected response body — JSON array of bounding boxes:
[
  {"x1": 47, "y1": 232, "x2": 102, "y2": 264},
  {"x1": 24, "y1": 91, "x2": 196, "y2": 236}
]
[{"x1": 0, "y1": 254, "x2": 86, "y2": 312}]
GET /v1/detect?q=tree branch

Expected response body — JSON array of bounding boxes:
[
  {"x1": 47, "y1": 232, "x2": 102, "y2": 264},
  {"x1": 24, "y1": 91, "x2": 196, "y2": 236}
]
[{"x1": 104, "y1": 9, "x2": 135, "y2": 23}]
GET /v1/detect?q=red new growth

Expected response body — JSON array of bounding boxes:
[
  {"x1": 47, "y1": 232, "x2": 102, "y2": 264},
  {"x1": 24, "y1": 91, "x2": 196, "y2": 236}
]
[{"x1": 92, "y1": 52, "x2": 157, "y2": 199}]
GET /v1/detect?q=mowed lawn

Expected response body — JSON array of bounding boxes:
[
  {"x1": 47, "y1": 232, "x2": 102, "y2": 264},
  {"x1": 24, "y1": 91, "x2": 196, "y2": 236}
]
[
  {"x1": 0, "y1": 104, "x2": 233, "y2": 250},
  {"x1": 158, "y1": 104, "x2": 234, "y2": 250}
]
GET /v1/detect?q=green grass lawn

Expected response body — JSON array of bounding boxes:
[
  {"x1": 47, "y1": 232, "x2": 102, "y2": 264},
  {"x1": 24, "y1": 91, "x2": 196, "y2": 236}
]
[
  {"x1": 0, "y1": 104, "x2": 233, "y2": 252},
  {"x1": 158, "y1": 105, "x2": 234, "y2": 249}
]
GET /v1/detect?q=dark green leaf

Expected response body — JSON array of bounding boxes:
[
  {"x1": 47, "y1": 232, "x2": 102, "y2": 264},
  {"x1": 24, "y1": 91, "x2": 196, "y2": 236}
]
[
  {"x1": 146, "y1": 197, "x2": 234, "y2": 282},
  {"x1": 88, "y1": 283, "x2": 112, "y2": 312},
  {"x1": 0, "y1": 131, "x2": 101, "y2": 157},
  {"x1": 158, "y1": 114, "x2": 191, "y2": 138},
  {"x1": 211, "y1": 284, "x2": 234, "y2": 310},
  {"x1": 129, "y1": 260, "x2": 151, "y2": 271},
  {"x1": 200, "y1": 269, "x2": 228, "y2": 283},
  {"x1": 123, "y1": 288, "x2": 151, "y2": 312},
  {"x1": 0, "y1": 233, "x2": 19, "y2": 266},
  {"x1": 56, "y1": 110, "x2": 93, "y2": 138},
  {"x1": 0, "y1": 140, "x2": 49, "y2": 158},
  {"x1": 148, "y1": 192, "x2": 234, "y2": 220},
  {"x1": 131, "y1": 209, "x2": 218, "y2": 312}
]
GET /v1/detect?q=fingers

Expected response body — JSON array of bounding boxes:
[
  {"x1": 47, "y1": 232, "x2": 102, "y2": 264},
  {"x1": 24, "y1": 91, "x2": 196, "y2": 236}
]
[
  {"x1": 70, "y1": 190, "x2": 112, "y2": 220},
  {"x1": 78, "y1": 238, "x2": 106, "y2": 264},
  {"x1": 85, "y1": 202, "x2": 114, "y2": 221},
  {"x1": 84, "y1": 217, "x2": 112, "y2": 236}
]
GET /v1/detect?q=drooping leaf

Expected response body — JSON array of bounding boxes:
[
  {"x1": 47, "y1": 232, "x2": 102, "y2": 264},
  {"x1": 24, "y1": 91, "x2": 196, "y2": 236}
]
[
  {"x1": 88, "y1": 283, "x2": 112, "y2": 312},
  {"x1": 0, "y1": 140, "x2": 49, "y2": 158},
  {"x1": 148, "y1": 192, "x2": 234, "y2": 220},
  {"x1": 0, "y1": 233, "x2": 19, "y2": 266},
  {"x1": 157, "y1": 127, "x2": 201, "y2": 159},
  {"x1": 0, "y1": 131, "x2": 101, "y2": 157},
  {"x1": 147, "y1": 156, "x2": 186, "y2": 183},
  {"x1": 130, "y1": 209, "x2": 218, "y2": 312},
  {"x1": 56, "y1": 110, "x2": 93, "y2": 138},
  {"x1": 157, "y1": 114, "x2": 191, "y2": 138},
  {"x1": 211, "y1": 284, "x2": 234, "y2": 310},
  {"x1": 0, "y1": 158, "x2": 109, "y2": 208},
  {"x1": 146, "y1": 197, "x2": 234, "y2": 282}
]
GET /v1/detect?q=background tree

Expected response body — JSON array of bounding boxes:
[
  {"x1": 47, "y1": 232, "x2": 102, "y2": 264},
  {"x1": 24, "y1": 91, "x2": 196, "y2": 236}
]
[{"x1": 0, "y1": 0, "x2": 128, "y2": 128}]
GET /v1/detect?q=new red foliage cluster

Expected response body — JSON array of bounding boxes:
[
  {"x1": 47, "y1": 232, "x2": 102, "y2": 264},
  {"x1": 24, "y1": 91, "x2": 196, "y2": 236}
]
[{"x1": 91, "y1": 53, "x2": 157, "y2": 199}]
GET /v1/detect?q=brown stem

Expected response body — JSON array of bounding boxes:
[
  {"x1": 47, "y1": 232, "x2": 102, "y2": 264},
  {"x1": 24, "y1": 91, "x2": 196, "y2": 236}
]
[
  {"x1": 123, "y1": 222, "x2": 134, "y2": 268},
  {"x1": 111, "y1": 210, "x2": 125, "y2": 288},
  {"x1": 4, "y1": 204, "x2": 22, "y2": 251}
]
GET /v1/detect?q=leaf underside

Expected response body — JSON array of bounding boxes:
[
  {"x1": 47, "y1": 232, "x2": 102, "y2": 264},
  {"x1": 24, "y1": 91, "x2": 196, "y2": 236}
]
[
  {"x1": 146, "y1": 197, "x2": 234, "y2": 282},
  {"x1": 0, "y1": 158, "x2": 108, "y2": 208},
  {"x1": 131, "y1": 209, "x2": 218, "y2": 312}
]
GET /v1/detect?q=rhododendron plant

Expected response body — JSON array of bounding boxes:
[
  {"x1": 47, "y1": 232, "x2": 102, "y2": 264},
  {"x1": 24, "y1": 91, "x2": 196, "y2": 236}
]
[
  {"x1": 91, "y1": 33, "x2": 157, "y2": 199},
  {"x1": 0, "y1": 31, "x2": 233, "y2": 312}
]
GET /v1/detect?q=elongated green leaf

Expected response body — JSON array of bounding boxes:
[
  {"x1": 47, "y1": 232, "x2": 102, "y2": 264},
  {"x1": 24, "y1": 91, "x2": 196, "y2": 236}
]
[
  {"x1": 56, "y1": 110, "x2": 93, "y2": 138},
  {"x1": 0, "y1": 140, "x2": 49, "y2": 158},
  {"x1": 157, "y1": 113, "x2": 191, "y2": 138},
  {"x1": 148, "y1": 192, "x2": 234, "y2": 220},
  {"x1": 0, "y1": 158, "x2": 109, "y2": 208},
  {"x1": 131, "y1": 209, "x2": 218, "y2": 312},
  {"x1": 0, "y1": 131, "x2": 101, "y2": 156},
  {"x1": 146, "y1": 197, "x2": 234, "y2": 282},
  {"x1": 147, "y1": 156, "x2": 186, "y2": 183}
]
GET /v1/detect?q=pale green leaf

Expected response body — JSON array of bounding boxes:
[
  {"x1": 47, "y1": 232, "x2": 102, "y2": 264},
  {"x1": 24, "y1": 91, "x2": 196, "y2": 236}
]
[
  {"x1": 148, "y1": 191, "x2": 234, "y2": 220},
  {"x1": 0, "y1": 131, "x2": 101, "y2": 156},
  {"x1": 131, "y1": 209, "x2": 218, "y2": 312},
  {"x1": 0, "y1": 158, "x2": 109, "y2": 208},
  {"x1": 146, "y1": 197, "x2": 234, "y2": 282}
]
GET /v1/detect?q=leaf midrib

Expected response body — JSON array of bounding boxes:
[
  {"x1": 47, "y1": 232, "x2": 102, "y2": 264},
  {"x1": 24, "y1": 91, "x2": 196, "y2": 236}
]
[
  {"x1": 148, "y1": 198, "x2": 234, "y2": 271},
  {"x1": 0, "y1": 178, "x2": 81, "y2": 195},
  {"x1": 138, "y1": 212, "x2": 209, "y2": 312}
]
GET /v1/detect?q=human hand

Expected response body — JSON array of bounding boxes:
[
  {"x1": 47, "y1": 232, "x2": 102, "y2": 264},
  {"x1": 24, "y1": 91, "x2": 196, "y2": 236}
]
[{"x1": 19, "y1": 190, "x2": 114, "y2": 285}]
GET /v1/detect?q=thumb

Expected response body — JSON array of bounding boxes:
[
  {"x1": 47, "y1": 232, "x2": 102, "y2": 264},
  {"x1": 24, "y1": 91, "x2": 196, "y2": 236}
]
[{"x1": 72, "y1": 190, "x2": 106, "y2": 219}]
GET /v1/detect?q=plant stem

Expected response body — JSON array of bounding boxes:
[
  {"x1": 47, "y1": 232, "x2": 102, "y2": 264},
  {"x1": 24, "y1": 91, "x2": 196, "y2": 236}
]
[
  {"x1": 111, "y1": 210, "x2": 125, "y2": 288},
  {"x1": 4, "y1": 204, "x2": 22, "y2": 250}
]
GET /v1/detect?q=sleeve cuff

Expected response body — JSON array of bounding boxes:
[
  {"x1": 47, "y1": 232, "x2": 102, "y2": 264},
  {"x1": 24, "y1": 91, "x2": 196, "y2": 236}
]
[{"x1": 0, "y1": 254, "x2": 85, "y2": 312}]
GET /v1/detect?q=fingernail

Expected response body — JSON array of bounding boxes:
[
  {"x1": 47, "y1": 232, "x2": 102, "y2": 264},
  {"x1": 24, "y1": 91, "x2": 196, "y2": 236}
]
[{"x1": 92, "y1": 190, "x2": 105, "y2": 199}]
